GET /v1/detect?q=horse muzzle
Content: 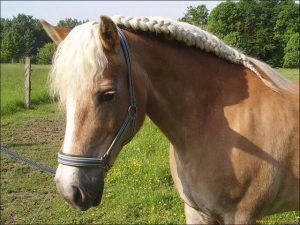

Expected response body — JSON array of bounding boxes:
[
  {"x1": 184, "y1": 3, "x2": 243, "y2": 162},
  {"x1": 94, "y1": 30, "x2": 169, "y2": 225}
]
[{"x1": 55, "y1": 164, "x2": 104, "y2": 211}]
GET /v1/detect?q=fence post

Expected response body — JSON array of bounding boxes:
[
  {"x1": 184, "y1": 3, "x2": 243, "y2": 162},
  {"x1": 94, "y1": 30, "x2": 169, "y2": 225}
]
[{"x1": 24, "y1": 57, "x2": 31, "y2": 109}]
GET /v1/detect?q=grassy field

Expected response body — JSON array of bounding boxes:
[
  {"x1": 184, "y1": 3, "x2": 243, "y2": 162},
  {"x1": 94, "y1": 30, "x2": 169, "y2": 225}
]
[
  {"x1": 0, "y1": 64, "x2": 299, "y2": 224},
  {"x1": 1, "y1": 64, "x2": 51, "y2": 116},
  {"x1": 275, "y1": 68, "x2": 299, "y2": 80}
]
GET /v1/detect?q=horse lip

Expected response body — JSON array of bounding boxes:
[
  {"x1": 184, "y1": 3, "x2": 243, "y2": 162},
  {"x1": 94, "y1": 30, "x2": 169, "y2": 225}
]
[
  {"x1": 92, "y1": 189, "x2": 103, "y2": 206},
  {"x1": 92, "y1": 196, "x2": 101, "y2": 207},
  {"x1": 75, "y1": 204, "x2": 91, "y2": 211}
]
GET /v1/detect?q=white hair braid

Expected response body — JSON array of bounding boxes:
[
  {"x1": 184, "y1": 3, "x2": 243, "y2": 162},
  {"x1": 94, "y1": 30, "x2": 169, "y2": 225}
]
[{"x1": 112, "y1": 15, "x2": 293, "y2": 92}]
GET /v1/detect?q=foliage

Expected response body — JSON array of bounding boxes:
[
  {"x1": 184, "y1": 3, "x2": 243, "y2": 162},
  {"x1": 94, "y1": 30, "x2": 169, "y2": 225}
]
[
  {"x1": 223, "y1": 32, "x2": 243, "y2": 50},
  {"x1": 274, "y1": 0, "x2": 300, "y2": 66},
  {"x1": 0, "y1": 14, "x2": 89, "y2": 63},
  {"x1": 0, "y1": 18, "x2": 12, "y2": 39},
  {"x1": 283, "y1": 33, "x2": 299, "y2": 68},
  {"x1": 10, "y1": 14, "x2": 50, "y2": 58},
  {"x1": 1, "y1": 31, "x2": 21, "y2": 63},
  {"x1": 0, "y1": 14, "x2": 51, "y2": 63},
  {"x1": 275, "y1": 0, "x2": 299, "y2": 44},
  {"x1": 207, "y1": 0, "x2": 238, "y2": 38},
  {"x1": 184, "y1": 0, "x2": 300, "y2": 68},
  {"x1": 179, "y1": 5, "x2": 208, "y2": 28},
  {"x1": 57, "y1": 18, "x2": 89, "y2": 28},
  {"x1": 37, "y1": 42, "x2": 56, "y2": 64}
]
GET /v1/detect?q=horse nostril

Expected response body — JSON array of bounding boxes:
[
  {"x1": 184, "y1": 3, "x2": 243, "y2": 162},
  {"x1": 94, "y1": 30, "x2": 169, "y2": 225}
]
[{"x1": 72, "y1": 185, "x2": 84, "y2": 205}]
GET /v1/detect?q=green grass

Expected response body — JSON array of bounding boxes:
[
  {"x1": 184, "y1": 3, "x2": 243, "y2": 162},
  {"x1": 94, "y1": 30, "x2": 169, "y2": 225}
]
[
  {"x1": 1, "y1": 63, "x2": 51, "y2": 116},
  {"x1": 0, "y1": 64, "x2": 299, "y2": 224},
  {"x1": 276, "y1": 68, "x2": 299, "y2": 80},
  {"x1": 1, "y1": 104, "x2": 184, "y2": 224}
]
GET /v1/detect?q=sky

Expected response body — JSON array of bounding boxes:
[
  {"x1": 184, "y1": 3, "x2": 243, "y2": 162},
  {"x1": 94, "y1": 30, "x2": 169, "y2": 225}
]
[{"x1": 1, "y1": 1, "x2": 223, "y2": 25}]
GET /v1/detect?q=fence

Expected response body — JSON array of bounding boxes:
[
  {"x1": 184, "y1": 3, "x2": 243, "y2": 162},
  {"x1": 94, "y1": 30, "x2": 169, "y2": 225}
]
[{"x1": 24, "y1": 57, "x2": 31, "y2": 109}]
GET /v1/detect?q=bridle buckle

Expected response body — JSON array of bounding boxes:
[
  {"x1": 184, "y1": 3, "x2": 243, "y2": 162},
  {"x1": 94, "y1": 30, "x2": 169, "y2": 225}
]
[{"x1": 128, "y1": 105, "x2": 137, "y2": 116}]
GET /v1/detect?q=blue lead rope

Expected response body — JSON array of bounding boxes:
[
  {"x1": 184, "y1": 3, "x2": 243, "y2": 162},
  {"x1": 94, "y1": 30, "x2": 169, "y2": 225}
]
[{"x1": 0, "y1": 146, "x2": 56, "y2": 174}]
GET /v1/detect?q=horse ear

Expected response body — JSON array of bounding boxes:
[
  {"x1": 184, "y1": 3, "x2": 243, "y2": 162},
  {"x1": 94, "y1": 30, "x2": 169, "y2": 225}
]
[
  {"x1": 99, "y1": 16, "x2": 120, "y2": 52},
  {"x1": 40, "y1": 19, "x2": 70, "y2": 45}
]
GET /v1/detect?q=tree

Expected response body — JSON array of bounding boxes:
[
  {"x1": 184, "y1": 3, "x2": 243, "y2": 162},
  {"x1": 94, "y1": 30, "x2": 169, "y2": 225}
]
[
  {"x1": 283, "y1": 33, "x2": 299, "y2": 68},
  {"x1": 10, "y1": 14, "x2": 38, "y2": 57},
  {"x1": 179, "y1": 5, "x2": 209, "y2": 28},
  {"x1": 37, "y1": 42, "x2": 56, "y2": 64},
  {"x1": 8, "y1": 14, "x2": 51, "y2": 61},
  {"x1": 57, "y1": 18, "x2": 89, "y2": 29},
  {"x1": 204, "y1": 0, "x2": 298, "y2": 67},
  {"x1": 223, "y1": 32, "x2": 243, "y2": 49},
  {"x1": 0, "y1": 14, "x2": 90, "y2": 63},
  {"x1": 237, "y1": 0, "x2": 279, "y2": 64},
  {"x1": 273, "y1": 0, "x2": 300, "y2": 66},
  {"x1": 0, "y1": 18, "x2": 12, "y2": 39},
  {"x1": 275, "y1": 0, "x2": 299, "y2": 44},
  {"x1": 207, "y1": 0, "x2": 239, "y2": 38},
  {"x1": 1, "y1": 31, "x2": 21, "y2": 63}
]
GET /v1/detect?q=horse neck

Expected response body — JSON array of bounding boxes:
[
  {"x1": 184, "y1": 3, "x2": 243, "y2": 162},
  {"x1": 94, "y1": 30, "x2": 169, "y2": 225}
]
[{"x1": 128, "y1": 30, "x2": 251, "y2": 148}]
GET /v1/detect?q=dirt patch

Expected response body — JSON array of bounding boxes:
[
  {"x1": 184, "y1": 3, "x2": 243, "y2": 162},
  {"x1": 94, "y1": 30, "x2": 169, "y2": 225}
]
[
  {"x1": 0, "y1": 110, "x2": 67, "y2": 224},
  {"x1": 1, "y1": 116, "x2": 65, "y2": 148}
]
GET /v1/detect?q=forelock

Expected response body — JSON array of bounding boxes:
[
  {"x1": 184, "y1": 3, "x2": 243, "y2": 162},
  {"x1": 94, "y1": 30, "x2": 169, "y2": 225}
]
[{"x1": 50, "y1": 21, "x2": 108, "y2": 106}]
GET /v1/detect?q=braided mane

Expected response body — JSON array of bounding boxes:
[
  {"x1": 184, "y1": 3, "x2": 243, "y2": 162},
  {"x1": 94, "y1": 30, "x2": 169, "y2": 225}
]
[
  {"x1": 51, "y1": 16, "x2": 294, "y2": 105},
  {"x1": 112, "y1": 15, "x2": 294, "y2": 93}
]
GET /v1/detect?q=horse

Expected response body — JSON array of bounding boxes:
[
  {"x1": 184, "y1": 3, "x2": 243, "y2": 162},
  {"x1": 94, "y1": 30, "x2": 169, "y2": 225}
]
[{"x1": 41, "y1": 15, "x2": 299, "y2": 224}]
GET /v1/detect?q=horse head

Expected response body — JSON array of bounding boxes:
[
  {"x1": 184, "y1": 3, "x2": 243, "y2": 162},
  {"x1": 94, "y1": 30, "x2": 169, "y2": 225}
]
[{"x1": 41, "y1": 16, "x2": 146, "y2": 210}]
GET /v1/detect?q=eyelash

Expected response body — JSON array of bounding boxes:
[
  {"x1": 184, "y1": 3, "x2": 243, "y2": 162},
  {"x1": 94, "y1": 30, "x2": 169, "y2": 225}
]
[{"x1": 96, "y1": 90, "x2": 116, "y2": 103}]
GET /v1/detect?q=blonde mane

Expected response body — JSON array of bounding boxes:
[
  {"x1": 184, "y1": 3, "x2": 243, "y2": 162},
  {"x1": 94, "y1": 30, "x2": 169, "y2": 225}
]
[{"x1": 50, "y1": 16, "x2": 294, "y2": 105}]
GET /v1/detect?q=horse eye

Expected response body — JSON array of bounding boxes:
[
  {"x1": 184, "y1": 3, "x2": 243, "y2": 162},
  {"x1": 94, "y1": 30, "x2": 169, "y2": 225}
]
[{"x1": 97, "y1": 90, "x2": 116, "y2": 103}]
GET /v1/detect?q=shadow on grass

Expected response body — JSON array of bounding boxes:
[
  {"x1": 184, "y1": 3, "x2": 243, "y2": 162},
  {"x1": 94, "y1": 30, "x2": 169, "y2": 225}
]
[
  {"x1": 6, "y1": 143, "x2": 39, "y2": 148},
  {"x1": 30, "y1": 93, "x2": 53, "y2": 106},
  {"x1": 1, "y1": 94, "x2": 57, "y2": 117}
]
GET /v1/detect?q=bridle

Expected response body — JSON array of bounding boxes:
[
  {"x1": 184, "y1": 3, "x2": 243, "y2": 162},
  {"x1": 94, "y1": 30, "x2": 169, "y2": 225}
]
[{"x1": 57, "y1": 27, "x2": 137, "y2": 172}]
